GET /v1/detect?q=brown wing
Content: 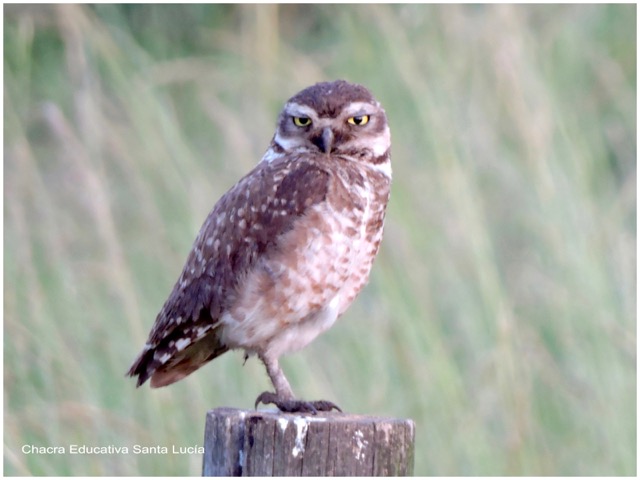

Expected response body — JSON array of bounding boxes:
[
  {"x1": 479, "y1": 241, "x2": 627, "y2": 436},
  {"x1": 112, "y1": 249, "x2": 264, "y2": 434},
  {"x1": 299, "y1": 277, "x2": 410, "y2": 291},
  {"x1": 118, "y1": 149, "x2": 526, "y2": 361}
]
[{"x1": 127, "y1": 155, "x2": 330, "y2": 387}]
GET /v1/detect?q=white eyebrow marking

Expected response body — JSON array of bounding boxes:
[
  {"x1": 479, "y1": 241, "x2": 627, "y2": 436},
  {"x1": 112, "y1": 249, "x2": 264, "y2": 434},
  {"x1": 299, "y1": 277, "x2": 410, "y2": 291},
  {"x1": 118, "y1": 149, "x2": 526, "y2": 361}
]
[
  {"x1": 345, "y1": 101, "x2": 378, "y2": 116},
  {"x1": 284, "y1": 102, "x2": 317, "y2": 118}
]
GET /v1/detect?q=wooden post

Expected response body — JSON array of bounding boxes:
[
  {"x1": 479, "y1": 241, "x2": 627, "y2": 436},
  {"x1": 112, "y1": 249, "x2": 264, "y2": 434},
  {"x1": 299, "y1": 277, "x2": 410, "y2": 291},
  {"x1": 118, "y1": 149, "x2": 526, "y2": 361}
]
[{"x1": 202, "y1": 407, "x2": 415, "y2": 476}]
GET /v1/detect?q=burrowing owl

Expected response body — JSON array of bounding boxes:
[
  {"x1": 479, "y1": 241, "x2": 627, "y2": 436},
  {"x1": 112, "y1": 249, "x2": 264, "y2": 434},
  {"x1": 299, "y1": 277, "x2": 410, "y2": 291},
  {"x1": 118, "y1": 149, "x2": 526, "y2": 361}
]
[{"x1": 127, "y1": 80, "x2": 391, "y2": 413}]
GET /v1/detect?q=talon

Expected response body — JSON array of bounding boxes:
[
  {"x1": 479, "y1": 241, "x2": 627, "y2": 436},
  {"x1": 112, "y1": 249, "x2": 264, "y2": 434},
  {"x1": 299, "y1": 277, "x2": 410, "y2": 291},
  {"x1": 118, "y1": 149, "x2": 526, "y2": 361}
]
[
  {"x1": 255, "y1": 391, "x2": 277, "y2": 410},
  {"x1": 313, "y1": 400, "x2": 342, "y2": 413},
  {"x1": 254, "y1": 391, "x2": 341, "y2": 414}
]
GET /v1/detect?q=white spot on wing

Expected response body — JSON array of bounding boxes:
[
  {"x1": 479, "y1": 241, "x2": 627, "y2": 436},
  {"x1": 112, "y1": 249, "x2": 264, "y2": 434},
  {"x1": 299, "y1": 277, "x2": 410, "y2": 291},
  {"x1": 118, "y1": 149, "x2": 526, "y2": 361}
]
[
  {"x1": 157, "y1": 352, "x2": 171, "y2": 364},
  {"x1": 175, "y1": 338, "x2": 191, "y2": 351},
  {"x1": 195, "y1": 325, "x2": 211, "y2": 338}
]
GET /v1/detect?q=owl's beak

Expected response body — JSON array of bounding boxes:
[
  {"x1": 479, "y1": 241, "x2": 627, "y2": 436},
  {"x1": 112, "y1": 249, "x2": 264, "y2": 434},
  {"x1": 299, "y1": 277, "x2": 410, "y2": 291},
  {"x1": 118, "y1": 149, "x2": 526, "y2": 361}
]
[{"x1": 314, "y1": 127, "x2": 334, "y2": 154}]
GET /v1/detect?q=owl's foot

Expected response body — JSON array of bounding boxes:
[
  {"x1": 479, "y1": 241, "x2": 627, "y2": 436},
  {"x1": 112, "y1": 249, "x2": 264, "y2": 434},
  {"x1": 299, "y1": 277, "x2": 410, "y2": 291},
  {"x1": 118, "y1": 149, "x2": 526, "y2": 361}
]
[{"x1": 254, "y1": 391, "x2": 342, "y2": 415}]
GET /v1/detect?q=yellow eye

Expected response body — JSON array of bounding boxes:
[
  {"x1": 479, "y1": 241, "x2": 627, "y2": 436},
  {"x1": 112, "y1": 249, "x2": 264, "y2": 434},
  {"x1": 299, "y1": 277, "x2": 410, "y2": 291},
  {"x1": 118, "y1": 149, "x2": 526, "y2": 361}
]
[
  {"x1": 348, "y1": 115, "x2": 370, "y2": 126},
  {"x1": 292, "y1": 116, "x2": 312, "y2": 127}
]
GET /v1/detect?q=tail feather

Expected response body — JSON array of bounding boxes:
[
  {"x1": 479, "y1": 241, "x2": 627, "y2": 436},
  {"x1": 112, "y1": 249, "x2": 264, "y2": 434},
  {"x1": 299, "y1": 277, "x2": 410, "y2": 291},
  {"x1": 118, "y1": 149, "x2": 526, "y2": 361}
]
[{"x1": 127, "y1": 325, "x2": 228, "y2": 388}]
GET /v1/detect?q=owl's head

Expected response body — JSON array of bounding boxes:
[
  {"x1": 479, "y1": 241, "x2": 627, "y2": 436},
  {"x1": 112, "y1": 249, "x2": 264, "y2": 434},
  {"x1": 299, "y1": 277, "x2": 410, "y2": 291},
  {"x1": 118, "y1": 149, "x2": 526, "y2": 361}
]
[{"x1": 272, "y1": 80, "x2": 390, "y2": 169}]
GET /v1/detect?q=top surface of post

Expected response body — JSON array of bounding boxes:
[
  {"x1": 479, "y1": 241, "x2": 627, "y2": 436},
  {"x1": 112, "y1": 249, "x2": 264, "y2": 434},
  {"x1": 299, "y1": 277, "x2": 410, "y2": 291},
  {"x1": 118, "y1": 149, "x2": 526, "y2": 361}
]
[{"x1": 213, "y1": 406, "x2": 412, "y2": 423}]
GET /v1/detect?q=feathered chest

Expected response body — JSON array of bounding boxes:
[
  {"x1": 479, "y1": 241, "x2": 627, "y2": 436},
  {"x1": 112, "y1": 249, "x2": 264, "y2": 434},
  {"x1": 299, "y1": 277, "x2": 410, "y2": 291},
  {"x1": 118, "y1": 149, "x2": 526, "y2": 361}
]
[{"x1": 323, "y1": 162, "x2": 391, "y2": 314}]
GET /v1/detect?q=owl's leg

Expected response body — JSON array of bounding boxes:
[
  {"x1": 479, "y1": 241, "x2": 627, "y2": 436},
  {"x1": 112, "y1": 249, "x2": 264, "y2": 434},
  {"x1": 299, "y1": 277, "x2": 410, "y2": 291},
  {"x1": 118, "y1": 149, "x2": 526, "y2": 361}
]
[
  {"x1": 254, "y1": 353, "x2": 341, "y2": 414},
  {"x1": 262, "y1": 353, "x2": 295, "y2": 400}
]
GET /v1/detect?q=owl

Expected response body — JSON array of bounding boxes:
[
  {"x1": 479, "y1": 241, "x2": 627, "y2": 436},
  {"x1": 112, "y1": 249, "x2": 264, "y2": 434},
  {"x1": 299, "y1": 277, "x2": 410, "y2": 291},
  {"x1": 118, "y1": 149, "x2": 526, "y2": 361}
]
[{"x1": 127, "y1": 80, "x2": 391, "y2": 413}]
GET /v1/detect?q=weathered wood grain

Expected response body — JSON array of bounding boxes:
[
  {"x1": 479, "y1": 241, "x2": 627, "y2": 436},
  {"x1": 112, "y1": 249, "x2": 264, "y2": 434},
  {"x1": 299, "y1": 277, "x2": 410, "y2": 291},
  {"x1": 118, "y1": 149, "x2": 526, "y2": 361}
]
[{"x1": 202, "y1": 407, "x2": 415, "y2": 476}]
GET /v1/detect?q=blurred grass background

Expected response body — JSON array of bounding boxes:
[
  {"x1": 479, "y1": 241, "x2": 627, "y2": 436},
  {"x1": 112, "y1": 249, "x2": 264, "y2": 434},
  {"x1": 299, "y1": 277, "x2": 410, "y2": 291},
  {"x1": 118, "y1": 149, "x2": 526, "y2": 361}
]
[{"x1": 4, "y1": 4, "x2": 636, "y2": 476}]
